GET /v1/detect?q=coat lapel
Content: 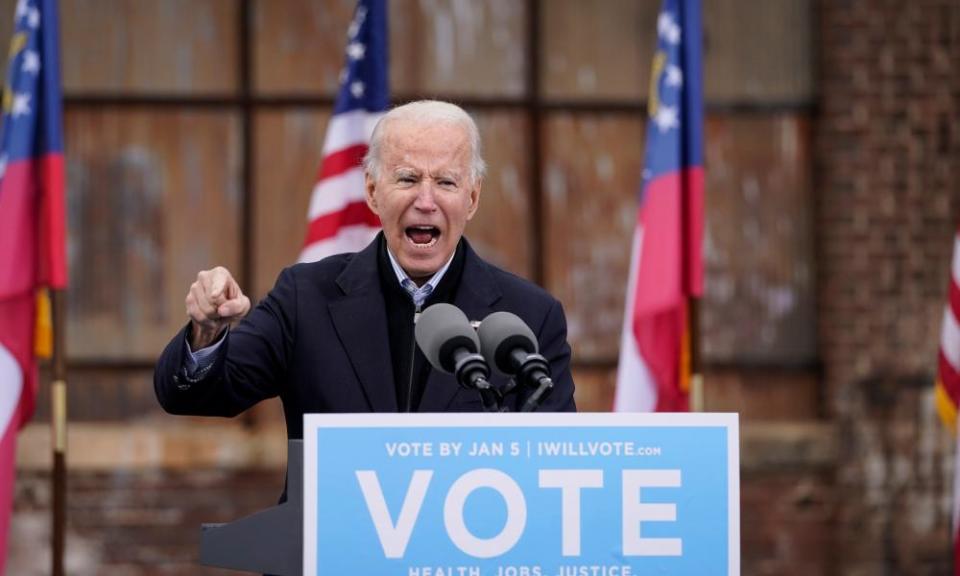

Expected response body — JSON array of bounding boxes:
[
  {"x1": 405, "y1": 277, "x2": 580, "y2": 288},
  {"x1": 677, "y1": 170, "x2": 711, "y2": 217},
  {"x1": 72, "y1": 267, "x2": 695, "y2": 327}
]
[
  {"x1": 418, "y1": 241, "x2": 502, "y2": 412},
  {"x1": 328, "y1": 239, "x2": 398, "y2": 412}
]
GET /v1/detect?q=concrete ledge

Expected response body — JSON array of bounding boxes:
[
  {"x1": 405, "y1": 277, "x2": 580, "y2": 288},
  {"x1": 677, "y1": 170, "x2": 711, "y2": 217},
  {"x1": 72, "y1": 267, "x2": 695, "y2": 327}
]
[
  {"x1": 741, "y1": 421, "x2": 837, "y2": 472},
  {"x1": 16, "y1": 421, "x2": 287, "y2": 471}
]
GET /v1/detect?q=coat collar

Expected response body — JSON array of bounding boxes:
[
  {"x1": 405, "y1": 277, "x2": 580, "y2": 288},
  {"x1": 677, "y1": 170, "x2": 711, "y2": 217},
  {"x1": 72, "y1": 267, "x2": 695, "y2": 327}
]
[{"x1": 329, "y1": 233, "x2": 502, "y2": 412}]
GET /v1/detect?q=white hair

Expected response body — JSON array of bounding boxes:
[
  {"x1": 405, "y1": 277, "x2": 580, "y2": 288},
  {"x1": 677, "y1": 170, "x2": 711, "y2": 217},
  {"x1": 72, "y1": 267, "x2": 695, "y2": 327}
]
[{"x1": 362, "y1": 100, "x2": 487, "y2": 184}]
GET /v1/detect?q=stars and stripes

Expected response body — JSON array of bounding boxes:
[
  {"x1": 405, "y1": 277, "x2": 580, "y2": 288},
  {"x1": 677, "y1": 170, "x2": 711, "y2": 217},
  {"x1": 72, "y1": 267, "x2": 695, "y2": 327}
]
[
  {"x1": 615, "y1": 0, "x2": 704, "y2": 413},
  {"x1": 299, "y1": 0, "x2": 388, "y2": 263},
  {"x1": 0, "y1": 0, "x2": 66, "y2": 572}
]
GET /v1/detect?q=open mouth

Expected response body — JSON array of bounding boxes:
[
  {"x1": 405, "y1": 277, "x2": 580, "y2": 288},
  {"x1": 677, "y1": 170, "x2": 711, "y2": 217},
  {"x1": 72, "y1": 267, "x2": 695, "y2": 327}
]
[{"x1": 405, "y1": 225, "x2": 440, "y2": 248}]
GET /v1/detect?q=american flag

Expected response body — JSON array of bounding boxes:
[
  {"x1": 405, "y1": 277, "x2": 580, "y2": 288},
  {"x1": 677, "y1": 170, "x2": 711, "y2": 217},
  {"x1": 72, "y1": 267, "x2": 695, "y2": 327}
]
[
  {"x1": 299, "y1": 0, "x2": 388, "y2": 263},
  {"x1": 0, "y1": 0, "x2": 67, "y2": 571},
  {"x1": 614, "y1": 0, "x2": 704, "y2": 413},
  {"x1": 935, "y1": 227, "x2": 960, "y2": 574}
]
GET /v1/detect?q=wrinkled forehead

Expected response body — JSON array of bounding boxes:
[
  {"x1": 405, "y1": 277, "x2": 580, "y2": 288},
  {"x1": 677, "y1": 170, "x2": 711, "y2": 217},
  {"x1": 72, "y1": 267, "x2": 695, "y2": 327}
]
[{"x1": 381, "y1": 118, "x2": 472, "y2": 165}]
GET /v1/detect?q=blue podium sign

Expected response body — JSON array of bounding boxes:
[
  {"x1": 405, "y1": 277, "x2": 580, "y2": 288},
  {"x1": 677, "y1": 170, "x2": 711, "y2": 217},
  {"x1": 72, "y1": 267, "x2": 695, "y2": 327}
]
[{"x1": 303, "y1": 413, "x2": 739, "y2": 576}]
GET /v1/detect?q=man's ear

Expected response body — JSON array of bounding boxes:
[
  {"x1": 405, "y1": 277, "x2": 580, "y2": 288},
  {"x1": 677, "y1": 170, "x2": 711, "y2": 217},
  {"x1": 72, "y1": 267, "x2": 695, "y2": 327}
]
[
  {"x1": 465, "y1": 180, "x2": 482, "y2": 220},
  {"x1": 364, "y1": 173, "x2": 379, "y2": 214}
]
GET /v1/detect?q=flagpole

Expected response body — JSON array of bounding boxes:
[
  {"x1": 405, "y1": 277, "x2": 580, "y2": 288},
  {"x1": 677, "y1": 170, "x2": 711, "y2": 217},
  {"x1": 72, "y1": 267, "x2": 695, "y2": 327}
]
[
  {"x1": 689, "y1": 296, "x2": 704, "y2": 412},
  {"x1": 51, "y1": 289, "x2": 67, "y2": 576}
]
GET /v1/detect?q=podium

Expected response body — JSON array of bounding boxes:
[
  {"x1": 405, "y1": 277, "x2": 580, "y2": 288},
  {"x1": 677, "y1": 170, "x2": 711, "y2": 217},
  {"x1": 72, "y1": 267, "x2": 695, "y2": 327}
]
[
  {"x1": 198, "y1": 413, "x2": 740, "y2": 576},
  {"x1": 199, "y1": 440, "x2": 304, "y2": 576}
]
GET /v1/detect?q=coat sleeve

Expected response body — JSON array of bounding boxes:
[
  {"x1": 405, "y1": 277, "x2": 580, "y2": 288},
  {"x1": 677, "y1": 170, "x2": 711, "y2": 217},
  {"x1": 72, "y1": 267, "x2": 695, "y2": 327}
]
[
  {"x1": 154, "y1": 267, "x2": 298, "y2": 417},
  {"x1": 525, "y1": 297, "x2": 577, "y2": 412}
]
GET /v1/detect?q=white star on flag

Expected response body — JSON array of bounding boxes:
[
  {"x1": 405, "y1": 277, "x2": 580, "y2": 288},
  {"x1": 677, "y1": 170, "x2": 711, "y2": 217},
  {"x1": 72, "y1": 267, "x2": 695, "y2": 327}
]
[
  {"x1": 657, "y1": 12, "x2": 681, "y2": 45},
  {"x1": 350, "y1": 80, "x2": 365, "y2": 98},
  {"x1": 665, "y1": 65, "x2": 682, "y2": 88},
  {"x1": 21, "y1": 50, "x2": 40, "y2": 74},
  {"x1": 15, "y1": 0, "x2": 28, "y2": 21},
  {"x1": 11, "y1": 92, "x2": 31, "y2": 117},
  {"x1": 653, "y1": 105, "x2": 679, "y2": 132},
  {"x1": 346, "y1": 42, "x2": 366, "y2": 61},
  {"x1": 27, "y1": 6, "x2": 40, "y2": 28}
]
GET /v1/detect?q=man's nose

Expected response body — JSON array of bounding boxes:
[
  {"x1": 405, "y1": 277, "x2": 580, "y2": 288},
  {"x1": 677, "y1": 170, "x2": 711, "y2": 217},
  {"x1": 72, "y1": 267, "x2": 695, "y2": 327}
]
[{"x1": 413, "y1": 181, "x2": 438, "y2": 211}]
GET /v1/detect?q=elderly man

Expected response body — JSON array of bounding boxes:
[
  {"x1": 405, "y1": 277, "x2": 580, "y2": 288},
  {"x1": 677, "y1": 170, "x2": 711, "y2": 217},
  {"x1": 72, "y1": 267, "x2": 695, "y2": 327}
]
[{"x1": 154, "y1": 100, "x2": 576, "y2": 438}]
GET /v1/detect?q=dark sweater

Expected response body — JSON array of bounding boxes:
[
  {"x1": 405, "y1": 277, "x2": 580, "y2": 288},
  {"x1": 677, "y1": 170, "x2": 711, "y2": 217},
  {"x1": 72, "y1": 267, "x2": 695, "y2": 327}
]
[{"x1": 376, "y1": 237, "x2": 466, "y2": 412}]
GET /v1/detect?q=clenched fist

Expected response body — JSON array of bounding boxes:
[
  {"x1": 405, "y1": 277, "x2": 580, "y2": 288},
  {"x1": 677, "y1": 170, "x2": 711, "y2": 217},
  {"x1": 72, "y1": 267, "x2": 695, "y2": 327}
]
[{"x1": 185, "y1": 266, "x2": 251, "y2": 349}]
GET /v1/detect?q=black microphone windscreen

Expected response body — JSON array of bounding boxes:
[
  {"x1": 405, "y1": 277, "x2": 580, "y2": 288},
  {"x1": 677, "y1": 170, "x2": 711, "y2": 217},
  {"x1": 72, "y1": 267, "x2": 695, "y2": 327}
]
[
  {"x1": 414, "y1": 303, "x2": 480, "y2": 373},
  {"x1": 477, "y1": 311, "x2": 538, "y2": 375}
]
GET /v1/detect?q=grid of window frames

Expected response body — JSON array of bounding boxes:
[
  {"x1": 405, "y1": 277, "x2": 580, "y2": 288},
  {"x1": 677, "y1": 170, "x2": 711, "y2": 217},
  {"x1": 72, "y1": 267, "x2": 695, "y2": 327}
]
[{"x1": 1, "y1": 0, "x2": 816, "y2": 420}]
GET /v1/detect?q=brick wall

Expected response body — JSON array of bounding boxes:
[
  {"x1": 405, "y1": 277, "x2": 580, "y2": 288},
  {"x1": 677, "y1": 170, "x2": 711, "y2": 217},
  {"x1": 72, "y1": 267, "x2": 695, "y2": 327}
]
[{"x1": 817, "y1": 0, "x2": 960, "y2": 573}]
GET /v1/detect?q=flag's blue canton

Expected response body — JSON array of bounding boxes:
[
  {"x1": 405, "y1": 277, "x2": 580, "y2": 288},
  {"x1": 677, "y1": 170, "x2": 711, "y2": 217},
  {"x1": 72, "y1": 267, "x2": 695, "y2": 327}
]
[
  {"x1": 0, "y1": 0, "x2": 63, "y2": 175},
  {"x1": 642, "y1": 0, "x2": 703, "y2": 191},
  {"x1": 332, "y1": 0, "x2": 389, "y2": 116}
]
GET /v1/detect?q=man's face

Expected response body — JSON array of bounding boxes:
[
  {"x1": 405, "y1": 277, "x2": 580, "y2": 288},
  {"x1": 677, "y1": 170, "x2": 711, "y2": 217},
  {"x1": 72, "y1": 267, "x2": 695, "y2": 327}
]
[{"x1": 365, "y1": 118, "x2": 481, "y2": 284}]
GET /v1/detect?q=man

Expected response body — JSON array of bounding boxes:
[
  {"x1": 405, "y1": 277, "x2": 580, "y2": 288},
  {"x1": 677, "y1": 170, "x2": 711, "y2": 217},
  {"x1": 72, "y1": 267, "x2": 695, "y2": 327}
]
[{"x1": 154, "y1": 100, "x2": 576, "y2": 439}]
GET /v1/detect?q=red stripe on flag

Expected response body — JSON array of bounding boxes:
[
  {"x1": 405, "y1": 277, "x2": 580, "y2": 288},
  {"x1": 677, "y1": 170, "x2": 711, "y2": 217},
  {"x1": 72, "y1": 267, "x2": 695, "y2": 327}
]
[
  {"x1": 635, "y1": 167, "x2": 704, "y2": 314},
  {"x1": 316, "y1": 144, "x2": 368, "y2": 183},
  {"x1": 39, "y1": 154, "x2": 67, "y2": 288},
  {"x1": 304, "y1": 201, "x2": 381, "y2": 245},
  {"x1": 633, "y1": 305, "x2": 688, "y2": 412},
  {"x1": 628, "y1": 166, "x2": 703, "y2": 412},
  {"x1": 0, "y1": 154, "x2": 66, "y2": 297},
  {"x1": 940, "y1": 351, "x2": 960, "y2": 406}
]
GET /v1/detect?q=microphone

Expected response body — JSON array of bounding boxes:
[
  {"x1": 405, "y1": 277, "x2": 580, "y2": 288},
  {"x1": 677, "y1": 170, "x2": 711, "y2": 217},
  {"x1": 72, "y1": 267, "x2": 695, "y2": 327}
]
[
  {"x1": 477, "y1": 311, "x2": 554, "y2": 412},
  {"x1": 414, "y1": 303, "x2": 492, "y2": 394}
]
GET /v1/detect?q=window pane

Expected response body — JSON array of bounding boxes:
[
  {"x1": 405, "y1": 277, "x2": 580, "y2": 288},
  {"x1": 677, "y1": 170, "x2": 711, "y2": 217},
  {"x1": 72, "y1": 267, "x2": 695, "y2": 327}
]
[
  {"x1": 65, "y1": 109, "x2": 243, "y2": 360},
  {"x1": 60, "y1": 0, "x2": 239, "y2": 94},
  {"x1": 465, "y1": 109, "x2": 533, "y2": 278},
  {"x1": 542, "y1": 113, "x2": 644, "y2": 362},
  {"x1": 0, "y1": 0, "x2": 14, "y2": 83},
  {"x1": 702, "y1": 114, "x2": 816, "y2": 362},
  {"x1": 541, "y1": 0, "x2": 813, "y2": 103},
  {"x1": 391, "y1": 0, "x2": 526, "y2": 98},
  {"x1": 703, "y1": 0, "x2": 813, "y2": 104},
  {"x1": 253, "y1": 108, "x2": 331, "y2": 297},
  {"x1": 253, "y1": 0, "x2": 355, "y2": 95},
  {"x1": 253, "y1": 0, "x2": 526, "y2": 97},
  {"x1": 541, "y1": 0, "x2": 656, "y2": 101}
]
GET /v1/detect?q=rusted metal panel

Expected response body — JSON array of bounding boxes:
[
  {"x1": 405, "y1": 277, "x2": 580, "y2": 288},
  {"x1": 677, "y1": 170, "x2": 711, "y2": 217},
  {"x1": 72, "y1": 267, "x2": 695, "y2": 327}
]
[
  {"x1": 253, "y1": 0, "x2": 354, "y2": 95},
  {"x1": 60, "y1": 0, "x2": 240, "y2": 94},
  {"x1": 464, "y1": 109, "x2": 534, "y2": 278},
  {"x1": 542, "y1": 0, "x2": 813, "y2": 104},
  {"x1": 542, "y1": 112, "x2": 645, "y2": 361},
  {"x1": 253, "y1": 0, "x2": 526, "y2": 97},
  {"x1": 703, "y1": 114, "x2": 816, "y2": 363},
  {"x1": 64, "y1": 109, "x2": 243, "y2": 360},
  {"x1": 252, "y1": 108, "x2": 331, "y2": 298},
  {"x1": 543, "y1": 112, "x2": 815, "y2": 364},
  {"x1": 391, "y1": 0, "x2": 527, "y2": 98}
]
